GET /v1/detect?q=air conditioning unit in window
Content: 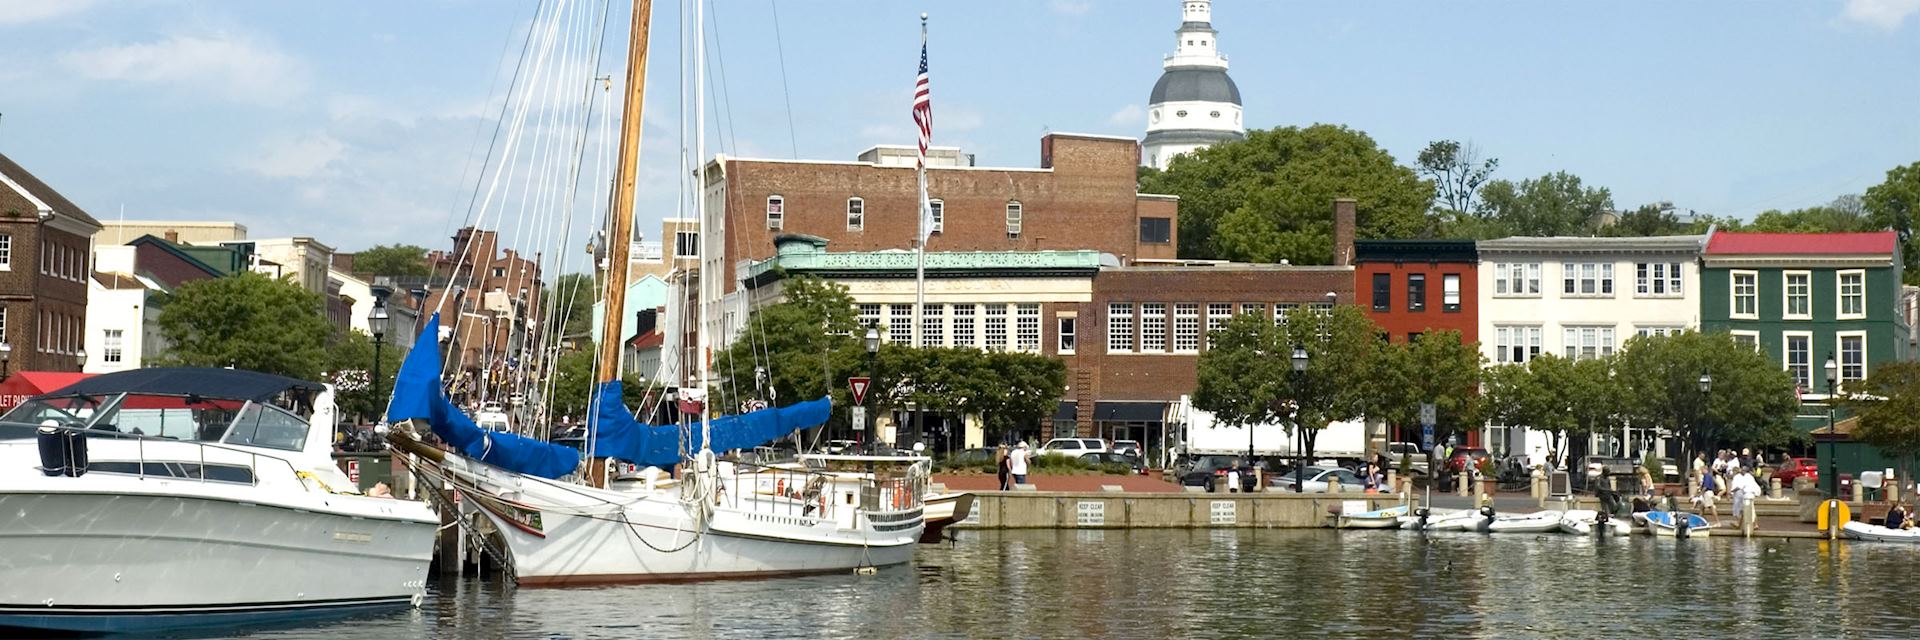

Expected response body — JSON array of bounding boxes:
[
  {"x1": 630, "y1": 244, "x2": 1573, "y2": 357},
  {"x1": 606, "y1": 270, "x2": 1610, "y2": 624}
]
[{"x1": 767, "y1": 218, "x2": 783, "y2": 230}]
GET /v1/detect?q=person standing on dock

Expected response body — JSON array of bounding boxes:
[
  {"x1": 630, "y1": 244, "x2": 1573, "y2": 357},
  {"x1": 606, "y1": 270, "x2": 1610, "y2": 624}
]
[
  {"x1": 1009, "y1": 441, "x2": 1031, "y2": 487},
  {"x1": 996, "y1": 444, "x2": 1012, "y2": 491},
  {"x1": 1729, "y1": 470, "x2": 1762, "y2": 530},
  {"x1": 1226, "y1": 463, "x2": 1242, "y2": 493}
]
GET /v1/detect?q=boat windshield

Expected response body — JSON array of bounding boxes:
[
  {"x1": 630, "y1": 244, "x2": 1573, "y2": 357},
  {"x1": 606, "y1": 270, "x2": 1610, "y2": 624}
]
[{"x1": 0, "y1": 392, "x2": 310, "y2": 452}]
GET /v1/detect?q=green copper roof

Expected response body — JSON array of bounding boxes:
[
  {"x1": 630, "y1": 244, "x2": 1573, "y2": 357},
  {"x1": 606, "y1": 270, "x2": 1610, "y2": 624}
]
[{"x1": 745, "y1": 234, "x2": 1103, "y2": 286}]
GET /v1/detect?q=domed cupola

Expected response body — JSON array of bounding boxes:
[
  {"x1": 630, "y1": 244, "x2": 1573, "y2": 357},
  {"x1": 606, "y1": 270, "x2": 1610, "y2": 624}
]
[{"x1": 1142, "y1": 0, "x2": 1247, "y2": 170}]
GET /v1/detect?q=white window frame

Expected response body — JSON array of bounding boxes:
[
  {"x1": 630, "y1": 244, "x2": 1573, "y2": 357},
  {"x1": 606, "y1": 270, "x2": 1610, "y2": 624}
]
[
  {"x1": 1442, "y1": 274, "x2": 1461, "y2": 312},
  {"x1": 1782, "y1": 270, "x2": 1812, "y2": 321},
  {"x1": 1494, "y1": 325, "x2": 1543, "y2": 364},
  {"x1": 674, "y1": 230, "x2": 699, "y2": 258},
  {"x1": 766, "y1": 195, "x2": 784, "y2": 230},
  {"x1": 1634, "y1": 326, "x2": 1685, "y2": 338},
  {"x1": 1173, "y1": 303, "x2": 1200, "y2": 353},
  {"x1": 951, "y1": 303, "x2": 976, "y2": 349},
  {"x1": 1206, "y1": 303, "x2": 1232, "y2": 348},
  {"x1": 920, "y1": 304, "x2": 945, "y2": 348},
  {"x1": 1562, "y1": 325, "x2": 1616, "y2": 360},
  {"x1": 1006, "y1": 201, "x2": 1022, "y2": 237},
  {"x1": 1140, "y1": 303, "x2": 1168, "y2": 352},
  {"x1": 1837, "y1": 269, "x2": 1867, "y2": 320},
  {"x1": 1493, "y1": 262, "x2": 1542, "y2": 297},
  {"x1": 1057, "y1": 314, "x2": 1077, "y2": 355},
  {"x1": 1783, "y1": 330, "x2": 1813, "y2": 391},
  {"x1": 1562, "y1": 262, "x2": 1614, "y2": 297},
  {"x1": 886, "y1": 303, "x2": 913, "y2": 344},
  {"x1": 1730, "y1": 270, "x2": 1759, "y2": 320},
  {"x1": 857, "y1": 303, "x2": 881, "y2": 332},
  {"x1": 0, "y1": 233, "x2": 11, "y2": 271},
  {"x1": 984, "y1": 304, "x2": 1009, "y2": 351},
  {"x1": 1837, "y1": 330, "x2": 1866, "y2": 392},
  {"x1": 1107, "y1": 303, "x2": 1135, "y2": 353},
  {"x1": 1635, "y1": 262, "x2": 1683, "y2": 298},
  {"x1": 846, "y1": 197, "x2": 864, "y2": 231},
  {"x1": 103, "y1": 328, "x2": 124, "y2": 364},
  {"x1": 1730, "y1": 330, "x2": 1761, "y2": 352},
  {"x1": 1015, "y1": 304, "x2": 1042, "y2": 352},
  {"x1": 929, "y1": 199, "x2": 944, "y2": 234}
]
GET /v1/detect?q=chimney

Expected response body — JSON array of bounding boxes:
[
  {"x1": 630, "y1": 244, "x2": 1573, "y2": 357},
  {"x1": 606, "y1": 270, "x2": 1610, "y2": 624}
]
[
  {"x1": 1332, "y1": 198, "x2": 1356, "y2": 267},
  {"x1": 164, "y1": 230, "x2": 179, "y2": 243}
]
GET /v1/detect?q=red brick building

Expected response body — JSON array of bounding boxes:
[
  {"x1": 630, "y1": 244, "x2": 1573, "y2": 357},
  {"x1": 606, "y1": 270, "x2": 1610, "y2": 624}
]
[
  {"x1": 423, "y1": 227, "x2": 544, "y2": 402},
  {"x1": 1353, "y1": 239, "x2": 1480, "y2": 343},
  {"x1": 0, "y1": 152, "x2": 103, "y2": 373}
]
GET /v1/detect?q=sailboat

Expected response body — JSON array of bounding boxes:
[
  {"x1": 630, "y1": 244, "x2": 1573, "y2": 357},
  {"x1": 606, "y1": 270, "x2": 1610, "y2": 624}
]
[{"x1": 384, "y1": 0, "x2": 927, "y2": 585}]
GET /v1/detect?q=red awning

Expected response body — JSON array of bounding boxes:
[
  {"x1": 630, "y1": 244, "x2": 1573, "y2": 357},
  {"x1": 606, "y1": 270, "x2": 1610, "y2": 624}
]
[{"x1": 0, "y1": 372, "x2": 95, "y2": 410}]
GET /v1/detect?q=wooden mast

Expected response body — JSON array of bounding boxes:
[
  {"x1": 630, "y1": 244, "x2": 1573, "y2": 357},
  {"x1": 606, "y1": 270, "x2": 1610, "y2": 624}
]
[{"x1": 596, "y1": 0, "x2": 654, "y2": 385}]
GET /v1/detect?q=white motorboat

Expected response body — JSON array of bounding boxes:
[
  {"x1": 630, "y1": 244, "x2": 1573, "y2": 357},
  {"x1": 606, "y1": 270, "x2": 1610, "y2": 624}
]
[
  {"x1": 1559, "y1": 509, "x2": 1632, "y2": 536},
  {"x1": 1404, "y1": 507, "x2": 1493, "y2": 532},
  {"x1": 0, "y1": 369, "x2": 438, "y2": 635},
  {"x1": 1645, "y1": 510, "x2": 1712, "y2": 538},
  {"x1": 1488, "y1": 510, "x2": 1565, "y2": 533},
  {"x1": 1336, "y1": 504, "x2": 1409, "y2": 529},
  {"x1": 1842, "y1": 521, "x2": 1920, "y2": 543},
  {"x1": 921, "y1": 491, "x2": 976, "y2": 542}
]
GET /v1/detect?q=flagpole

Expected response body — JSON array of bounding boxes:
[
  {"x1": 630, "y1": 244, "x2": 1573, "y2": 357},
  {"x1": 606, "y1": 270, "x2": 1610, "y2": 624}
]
[{"x1": 913, "y1": 14, "x2": 929, "y2": 356}]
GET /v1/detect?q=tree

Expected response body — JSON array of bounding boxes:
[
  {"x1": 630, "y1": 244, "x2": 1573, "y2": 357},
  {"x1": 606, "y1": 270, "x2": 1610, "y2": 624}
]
[
  {"x1": 1416, "y1": 140, "x2": 1499, "y2": 216},
  {"x1": 1195, "y1": 305, "x2": 1381, "y2": 465},
  {"x1": 1600, "y1": 203, "x2": 1705, "y2": 237},
  {"x1": 1749, "y1": 195, "x2": 1876, "y2": 234},
  {"x1": 1470, "y1": 171, "x2": 1615, "y2": 238},
  {"x1": 1614, "y1": 331, "x2": 1799, "y2": 464},
  {"x1": 156, "y1": 272, "x2": 334, "y2": 379},
  {"x1": 1138, "y1": 125, "x2": 1435, "y2": 262},
  {"x1": 545, "y1": 273, "x2": 597, "y2": 340},
  {"x1": 1368, "y1": 330, "x2": 1487, "y2": 460},
  {"x1": 1864, "y1": 162, "x2": 1920, "y2": 283},
  {"x1": 323, "y1": 329, "x2": 404, "y2": 423},
  {"x1": 1842, "y1": 361, "x2": 1920, "y2": 482},
  {"x1": 351, "y1": 244, "x2": 432, "y2": 277}
]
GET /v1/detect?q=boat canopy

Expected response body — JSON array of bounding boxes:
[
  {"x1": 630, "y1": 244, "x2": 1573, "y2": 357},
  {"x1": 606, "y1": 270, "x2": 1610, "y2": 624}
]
[
  {"x1": 45, "y1": 367, "x2": 324, "y2": 402},
  {"x1": 386, "y1": 314, "x2": 581, "y2": 479},
  {"x1": 590, "y1": 382, "x2": 830, "y2": 468}
]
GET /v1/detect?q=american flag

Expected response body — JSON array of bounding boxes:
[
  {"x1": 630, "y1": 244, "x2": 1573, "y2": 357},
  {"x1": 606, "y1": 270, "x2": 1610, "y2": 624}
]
[{"x1": 912, "y1": 40, "x2": 931, "y2": 168}]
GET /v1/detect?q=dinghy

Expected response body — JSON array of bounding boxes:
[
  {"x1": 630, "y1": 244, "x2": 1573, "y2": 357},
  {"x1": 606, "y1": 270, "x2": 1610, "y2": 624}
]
[
  {"x1": 1337, "y1": 505, "x2": 1409, "y2": 529},
  {"x1": 1842, "y1": 521, "x2": 1920, "y2": 543},
  {"x1": 1488, "y1": 510, "x2": 1565, "y2": 534},
  {"x1": 1645, "y1": 511, "x2": 1711, "y2": 538},
  {"x1": 1559, "y1": 509, "x2": 1632, "y2": 536},
  {"x1": 1420, "y1": 506, "x2": 1495, "y2": 532}
]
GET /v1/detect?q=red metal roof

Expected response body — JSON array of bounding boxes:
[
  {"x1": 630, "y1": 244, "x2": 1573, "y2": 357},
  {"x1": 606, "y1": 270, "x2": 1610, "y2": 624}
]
[{"x1": 1706, "y1": 231, "x2": 1897, "y2": 255}]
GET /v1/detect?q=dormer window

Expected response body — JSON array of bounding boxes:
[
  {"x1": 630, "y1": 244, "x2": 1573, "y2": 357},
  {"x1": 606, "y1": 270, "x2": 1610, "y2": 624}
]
[{"x1": 766, "y1": 195, "x2": 784, "y2": 230}]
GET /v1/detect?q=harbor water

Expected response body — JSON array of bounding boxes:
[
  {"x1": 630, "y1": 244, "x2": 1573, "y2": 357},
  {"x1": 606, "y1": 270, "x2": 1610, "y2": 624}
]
[{"x1": 205, "y1": 529, "x2": 1909, "y2": 639}]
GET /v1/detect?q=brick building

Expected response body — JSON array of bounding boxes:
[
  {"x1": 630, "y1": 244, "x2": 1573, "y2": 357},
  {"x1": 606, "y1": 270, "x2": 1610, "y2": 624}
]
[
  {"x1": 1354, "y1": 239, "x2": 1480, "y2": 343},
  {"x1": 423, "y1": 227, "x2": 544, "y2": 404},
  {"x1": 0, "y1": 152, "x2": 103, "y2": 373}
]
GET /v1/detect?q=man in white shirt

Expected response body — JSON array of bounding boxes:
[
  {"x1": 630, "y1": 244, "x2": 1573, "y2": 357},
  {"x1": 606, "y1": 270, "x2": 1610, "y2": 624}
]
[
  {"x1": 1008, "y1": 441, "x2": 1031, "y2": 486},
  {"x1": 1730, "y1": 471, "x2": 1763, "y2": 530}
]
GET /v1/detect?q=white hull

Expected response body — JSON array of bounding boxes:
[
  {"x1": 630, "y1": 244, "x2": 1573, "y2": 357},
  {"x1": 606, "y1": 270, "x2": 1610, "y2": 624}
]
[
  {"x1": 1336, "y1": 505, "x2": 1408, "y2": 529},
  {"x1": 1646, "y1": 511, "x2": 1712, "y2": 538},
  {"x1": 1488, "y1": 511, "x2": 1565, "y2": 533},
  {"x1": 0, "y1": 443, "x2": 437, "y2": 634},
  {"x1": 425, "y1": 454, "x2": 923, "y2": 585},
  {"x1": 1842, "y1": 521, "x2": 1920, "y2": 543},
  {"x1": 921, "y1": 492, "x2": 974, "y2": 542},
  {"x1": 1559, "y1": 510, "x2": 1632, "y2": 536}
]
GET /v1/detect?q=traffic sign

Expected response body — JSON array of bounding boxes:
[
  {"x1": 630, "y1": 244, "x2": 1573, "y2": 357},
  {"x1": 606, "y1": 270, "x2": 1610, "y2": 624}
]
[
  {"x1": 851, "y1": 406, "x2": 867, "y2": 430},
  {"x1": 849, "y1": 377, "x2": 872, "y2": 405},
  {"x1": 1421, "y1": 425, "x2": 1435, "y2": 450},
  {"x1": 1419, "y1": 403, "x2": 1437, "y2": 428}
]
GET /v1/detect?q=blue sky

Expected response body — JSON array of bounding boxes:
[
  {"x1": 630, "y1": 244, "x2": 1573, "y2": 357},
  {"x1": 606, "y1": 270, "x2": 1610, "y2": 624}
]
[{"x1": 2, "y1": 0, "x2": 1917, "y2": 268}]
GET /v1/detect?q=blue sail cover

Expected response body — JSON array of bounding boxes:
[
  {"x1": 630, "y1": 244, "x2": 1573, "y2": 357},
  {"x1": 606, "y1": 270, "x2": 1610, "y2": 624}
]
[
  {"x1": 591, "y1": 380, "x2": 831, "y2": 468},
  {"x1": 386, "y1": 314, "x2": 581, "y2": 479}
]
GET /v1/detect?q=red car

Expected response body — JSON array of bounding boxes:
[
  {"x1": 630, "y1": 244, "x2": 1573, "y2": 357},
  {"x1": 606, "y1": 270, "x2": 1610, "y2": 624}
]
[
  {"x1": 1774, "y1": 457, "x2": 1819, "y2": 484},
  {"x1": 1445, "y1": 447, "x2": 1492, "y2": 473}
]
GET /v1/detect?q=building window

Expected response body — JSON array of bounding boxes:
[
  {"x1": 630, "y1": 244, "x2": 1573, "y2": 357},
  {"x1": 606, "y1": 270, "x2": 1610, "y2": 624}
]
[
  {"x1": 491, "y1": 267, "x2": 506, "y2": 278},
  {"x1": 1173, "y1": 303, "x2": 1200, "y2": 353},
  {"x1": 1635, "y1": 262, "x2": 1682, "y2": 297},
  {"x1": 1057, "y1": 316, "x2": 1077, "y2": 354},
  {"x1": 1206, "y1": 303, "x2": 1232, "y2": 348},
  {"x1": 1635, "y1": 326, "x2": 1684, "y2": 338},
  {"x1": 1371, "y1": 273, "x2": 1390, "y2": 311},
  {"x1": 766, "y1": 195, "x2": 784, "y2": 230},
  {"x1": 1839, "y1": 332, "x2": 1865, "y2": 391},
  {"x1": 858, "y1": 304, "x2": 881, "y2": 332},
  {"x1": 1239, "y1": 303, "x2": 1263, "y2": 318},
  {"x1": 1275, "y1": 303, "x2": 1301, "y2": 327},
  {"x1": 951, "y1": 304, "x2": 976, "y2": 349},
  {"x1": 1016, "y1": 304, "x2": 1042, "y2": 352},
  {"x1": 1141, "y1": 303, "x2": 1168, "y2": 352},
  {"x1": 1139, "y1": 217, "x2": 1171, "y2": 244},
  {"x1": 1784, "y1": 332, "x2": 1812, "y2": 390},
  {"x1": 0, "y1": 306, "x2": 7, "y2": 341},
  {"x1": 1006, "y1": 201, "x2": 1022, "y2": 237},
  {"x1": 1731, "y1": 270, "x2": 1758, "y2": 319},
  {"x1": 1562, "y1": 262, "x2": 1614, "y2": 296},
  {"x1": 675, "y1": 230, "x2": 699, "y2": 258},
  {"x1": 1107, "y1": 303, "x2": 1135, "y2": 353},
  {"x1": 1783, "y1": 271, "x2": 1812, "y2": 320},
  {"x1": 1562, "y1": 326, "x2": 1616, "y2": 360},
  {"x1": 1442, "y1": 274, "x2": 1461, "y2": 312},
  {"x1": 0, "y1": 233, "x2": 10, "y2": 270},
  {"x1": 984, "y1": 304, "x2": 1009, "y2": 350},
  {"x1": 1731, "y1": 330, "x2": 1760, "y2": 351},
  {"x1": 1494, "y1": 325, "x2": 1542, "y2": 364},
  {"x1": 1838, "y1": 270, "x2": 1866, "y2": 319},
  {"x1": 1493, "y1": 262, "x2": 1541, "y2": 296},
  {"x1": 887, "y1": 304, "x2": 912, "y2": 344},
  {"x1": 103, "y1": 329, "x2": 124, "y2": 364},
  {"x1": 1407, "y1": 274, "x2": 1426, "y2": 312},
  {"x1": 847, "y1": 198, "x2": 864, "y2": 231},
  {"x1": 929, "y1": 199, "x2": 944, "y2": 234},
  {"x1": 920, "y1": 304, "x2": 945, "y2": 347}
]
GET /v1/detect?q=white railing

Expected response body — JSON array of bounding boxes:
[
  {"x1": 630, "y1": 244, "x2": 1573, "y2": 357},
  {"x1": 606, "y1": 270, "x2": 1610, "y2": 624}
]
[{"x1": 42, "y1": 426, "x2": 303, "y2": 488}]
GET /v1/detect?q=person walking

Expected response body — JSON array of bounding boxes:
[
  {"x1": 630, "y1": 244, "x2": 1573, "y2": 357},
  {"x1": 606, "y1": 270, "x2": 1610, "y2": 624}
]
[
  {"x1": 995, "y1": 444, "x2": 1012, "y2": 491},
  {"x1": 1729, "y1": 469, "x2": 1762, "y2": 531},
  {"x1": 1226, "y1": 463, "x2": 1242, "y2": 494},
  {"x1": 1008, "y1": 441, "x2": 1031, "y2": 487}
]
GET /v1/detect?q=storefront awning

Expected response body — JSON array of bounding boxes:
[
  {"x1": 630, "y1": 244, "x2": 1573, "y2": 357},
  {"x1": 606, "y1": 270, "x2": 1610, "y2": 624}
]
[
  {"x1": 1094, "y1": 401, "x2": 1167, "y2": 423},
  {"x1": 0, "y1": 372, "x2": 94, "y2": 411},
  {"x1": 1054, "y1": 401, "x2": 1078, "y2": 421}
]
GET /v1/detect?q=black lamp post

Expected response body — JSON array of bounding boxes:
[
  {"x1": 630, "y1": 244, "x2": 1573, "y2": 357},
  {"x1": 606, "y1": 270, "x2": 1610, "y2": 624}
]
[
  {"x1": 1290, "y1": 343, "x2": 1309, "y2": 493},
  {"x1": 865, "y1": 323, "x2": 881, "y2": 446},
  {"x1": 1824, "y1": 353, "x2": 1839, "y2": 498},
  {"x1": 0, "y1": 342, "x2": 12, "y2": 382},
  {"x1": 370, "y1": 287, "x2": 392, "y2": 424},
  {"x1": 1698, "y1": 369, "x2": 1712, "y2": 487}
]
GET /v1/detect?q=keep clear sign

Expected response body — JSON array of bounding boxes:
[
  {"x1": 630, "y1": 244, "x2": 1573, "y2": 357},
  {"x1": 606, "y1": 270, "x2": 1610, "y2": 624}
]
[{"x1": 851, "y1": 406, "x2": 867, "y2": 430}]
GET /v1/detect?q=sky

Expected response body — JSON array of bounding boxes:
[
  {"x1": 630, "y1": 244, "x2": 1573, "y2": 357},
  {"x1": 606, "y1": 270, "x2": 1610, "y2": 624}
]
[{"x1": 2, "y1": 0, "x2": 1918, "y2": 272}]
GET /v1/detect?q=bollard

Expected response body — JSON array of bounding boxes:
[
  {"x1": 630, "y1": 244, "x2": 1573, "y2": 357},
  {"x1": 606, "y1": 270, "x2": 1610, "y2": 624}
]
[
  {"x1": 1887, "y1": 474, "x2": 1899, "y2": 502},
  {"x1": 1742, "y1": 500, "x2": 1757, "y2": 538},
  {"x1": 1769, "y1": 477, "x2": 1782, "y2": 500},
  {"x1": 1853, "y1": 482, "x2": 1865, "y2": 504},
  {"x1": 1387, "y1": 471, "x2": 1398, "y2": 493},
  {"x1": 1328, "y1": 478, "x2": 1342, "y2": 494},
  {"x1": 1457, "y1": 474, "x2": 1470, "y2": 497},
  {"x1": 1687, "y1": 472, "x2": 1699, "y2": 498}
]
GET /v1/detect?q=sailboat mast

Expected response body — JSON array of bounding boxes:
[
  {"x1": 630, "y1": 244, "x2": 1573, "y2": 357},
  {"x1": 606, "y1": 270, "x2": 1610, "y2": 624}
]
[
  {"x1": 694, "y1": 0, "x2": 712, "y2": 448},
  {"x1": 595, "y1": 0, "x2": 655, "y2": 386}
]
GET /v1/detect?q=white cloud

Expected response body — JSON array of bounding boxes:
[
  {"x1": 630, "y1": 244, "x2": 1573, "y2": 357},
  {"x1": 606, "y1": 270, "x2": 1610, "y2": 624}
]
[
  {"x1": 60, "y1": 33, "x2": 308, "y2": 105},
  {"x1": 1107, "y1": 104, "x2": 1144, "y2": 127},
  {"x1": 0, "y1": 0, "x2": 95, "y2": 25},
  {"x1": 1050, "y1": 0, "x2": 1094, "y2": 16},
  {"x1": 1841, "y1": 0, "x2": 1920, "y2": 30},
  {"x1": 249, "y1": 134, "x2": 345, "y2": 179}
]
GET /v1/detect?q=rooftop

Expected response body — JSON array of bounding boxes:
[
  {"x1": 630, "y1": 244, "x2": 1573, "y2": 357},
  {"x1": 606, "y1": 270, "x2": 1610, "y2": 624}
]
[
  {"x1": 1706, "y1": 231, "x2": 1897, "y2": 255},
  {"x1": 1478, "y1": 234, "x2": 1707, "y2": 254},
  {"x1": 0, "y1": 151, "x2": 102, "y2": 228}
]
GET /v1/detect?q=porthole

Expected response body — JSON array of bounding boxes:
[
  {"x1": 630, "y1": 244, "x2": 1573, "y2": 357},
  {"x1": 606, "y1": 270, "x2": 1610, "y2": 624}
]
[{"x1": 1175, "y1": 110, "x2": 1188, "y2": 118}]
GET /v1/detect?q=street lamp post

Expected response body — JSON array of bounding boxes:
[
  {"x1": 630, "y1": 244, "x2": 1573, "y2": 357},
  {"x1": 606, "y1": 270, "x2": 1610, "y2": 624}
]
[
  {"x1": 865, "y1": 323, "x2": 881, "y2": 448},
  {"x1": 1824, "y1": 354, "x2": 1839, "y2": 498},
  {"x1": 1698, "y1": 369, "x2": 1712, "y2": 491},
  {"x1": 0, "y1": 342, "x2": 12, "y2": 382},
  {"x1": 1291, "y1": 343, "x2": 1309, "y2": 493},
  {"x1": 370, "y1": 288, "x2": 392, "y2": 426}
]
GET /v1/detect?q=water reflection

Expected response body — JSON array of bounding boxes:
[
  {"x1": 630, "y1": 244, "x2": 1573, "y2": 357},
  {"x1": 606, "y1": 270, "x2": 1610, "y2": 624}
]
[{"x1": 205, "y1": 530, "x2": 1917, "y2": 639}]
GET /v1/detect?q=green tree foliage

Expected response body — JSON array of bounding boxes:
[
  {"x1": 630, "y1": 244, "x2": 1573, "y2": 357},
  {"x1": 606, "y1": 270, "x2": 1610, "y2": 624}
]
[
  {"x1": 351, "y1": 244, "x2": 432, "y2": 277},
  {"x1": 1368, "y1": 330, "x2": 1488, "y2": 451},
  {"x1": 1614, "y1": 331, "x2": 1799, "y2": 460},
  {"x1": 1470, "y1": 171, "x2": 1615, "y2": 238},
  {"x1": 1842, "y1": 361, "x2": 1920, "y2": 479},
  {"x1": 322, "y1": 329, "x2": 404, "y2": 423},
  {"x1": 546, "y1": 272, "x2": 597, "y2": 340},
  {"x1": 873, "y1": 346, "x2": 1067, "y2": 437},
  {"x1": 1137, "y1": 125, "x2": 1434, "y2": 262},
  {"x1": 1864, "y1": 162, "x2": 1920, "y2": 282},
  {"x1": 156, "y1": 272, "x2": 333, "y2": 379},
  {"x1": 1749, "y1": 195, "x2": 1876, "y2": 234},
  {"x1": 1195, "y1": 305, "x2": 1381, "y2": 460},
  {"x1": 1482, "y1": 354, "x2": 1622, "y2": 467},
  {"x1": 1416, "y1": 140, "x2": 1499, "y2": 216},
  {"x1": 545, "y1": 348, "x2": 645, "y2": 420}
]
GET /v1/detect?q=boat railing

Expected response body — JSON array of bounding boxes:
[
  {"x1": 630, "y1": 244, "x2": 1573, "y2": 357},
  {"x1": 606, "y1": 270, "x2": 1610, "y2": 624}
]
[
  {"x1": 36, "y1": 425, "x2": 305, "y2": 489},
  {"x1": 726, "y1": 463, "x2": 843, "y2": 521},
  {"x1": 860, "y1": 473, "x2": 926, "y2": 513}
]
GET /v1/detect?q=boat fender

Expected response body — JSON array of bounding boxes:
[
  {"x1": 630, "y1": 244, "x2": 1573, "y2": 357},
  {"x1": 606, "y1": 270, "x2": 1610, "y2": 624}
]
[
  {"x1": 36, "y1": 426, "x2": 66, "y2": 477},
  {"x1": 63, "y1": 429, "x2": 88, "y2": 477}
]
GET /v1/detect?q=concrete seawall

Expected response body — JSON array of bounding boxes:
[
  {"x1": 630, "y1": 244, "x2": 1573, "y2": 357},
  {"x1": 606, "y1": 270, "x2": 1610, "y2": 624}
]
[{"x1": 954, "y1": 491, "x2": 1399, "y2": 529}]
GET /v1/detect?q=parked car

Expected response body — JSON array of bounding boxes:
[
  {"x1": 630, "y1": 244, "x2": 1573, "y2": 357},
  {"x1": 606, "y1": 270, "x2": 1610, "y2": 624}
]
[
  {"x1": 1178, "y1": 454, "x2": 1249, "y2": 491},
  {"x1": 1445, "y1": 447, "x2": 1492, "y2": 473},
  {"x1": 1083, "y1": 452, "x2": 1147, "y2": 475},
  {"x1": 1041, "y1": 438, "x2": 1110, "y2": 458},
  {"x1": 1111, "y1": 439, "x2": 1143, "y2": 457},
  {"x1": 1775, "y1": 457, "x2": 1820, "y2": 485},
  {"x1": 1381, "y1": 441, "x2": 1429, "y2": 476},
  {"x1": 1277, "y1": 466, "x2": 1367, "y2": 493}
]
